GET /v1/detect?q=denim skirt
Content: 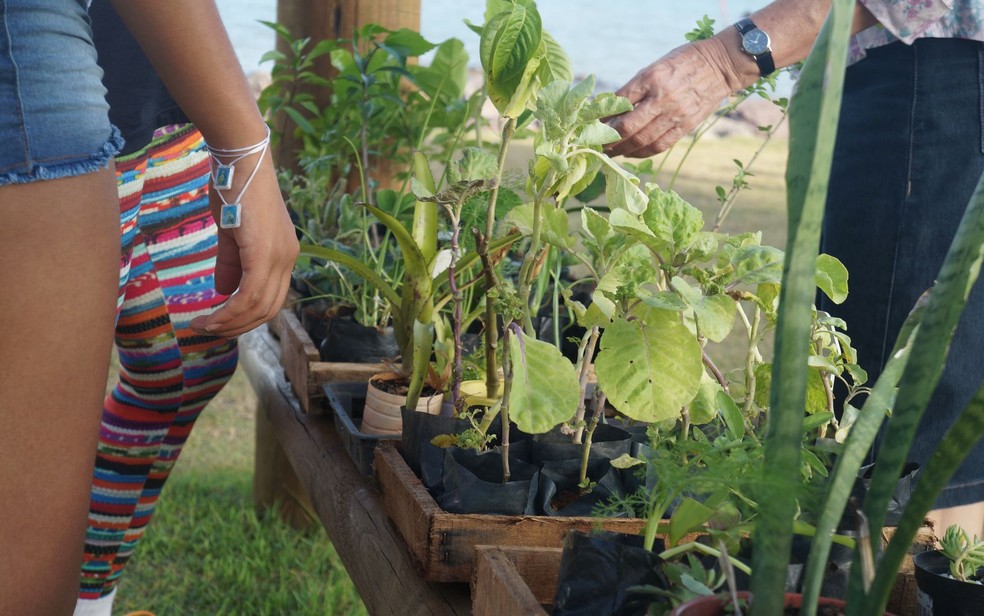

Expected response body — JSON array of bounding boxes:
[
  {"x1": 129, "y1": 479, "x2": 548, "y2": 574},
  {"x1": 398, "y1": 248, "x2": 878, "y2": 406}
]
[
  {"x1": 0, "y1": 0, "x2": 121, "y2": 185},
  {"x1": 821, "y1": 38, "x2": 984, "y2": 508}
]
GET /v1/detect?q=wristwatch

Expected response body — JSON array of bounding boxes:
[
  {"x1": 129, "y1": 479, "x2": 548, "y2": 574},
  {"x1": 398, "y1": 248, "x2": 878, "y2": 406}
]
[{"x1": 734, "y1": 17, "x2": 775, "y2": 77}]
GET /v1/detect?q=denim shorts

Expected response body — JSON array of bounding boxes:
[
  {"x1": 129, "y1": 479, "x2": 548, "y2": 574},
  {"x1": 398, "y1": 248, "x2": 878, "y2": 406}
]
[{"x1": 0, "y1": 0, "x2": 122, "y2": 186}]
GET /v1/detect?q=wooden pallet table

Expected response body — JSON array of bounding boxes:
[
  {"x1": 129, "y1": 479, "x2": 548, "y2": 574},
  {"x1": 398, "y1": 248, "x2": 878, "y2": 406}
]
[{"x1": 240, "y1": 326, "x2": 469, "y2": 616}]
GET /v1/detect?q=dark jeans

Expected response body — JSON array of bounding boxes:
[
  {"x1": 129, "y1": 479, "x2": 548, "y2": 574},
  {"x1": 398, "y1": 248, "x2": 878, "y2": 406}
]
[{"x1": 821, "y1": 38, "x2": 984, "y2": 508}]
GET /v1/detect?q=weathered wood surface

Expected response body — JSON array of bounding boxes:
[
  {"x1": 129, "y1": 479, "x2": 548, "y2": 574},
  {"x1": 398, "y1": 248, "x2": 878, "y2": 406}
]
[
  {"x1": 472, "y1": 546, "x2": 561, "y2": 616},
  {"x1": 273, "y1": 307, "x2": 388, "y2": 414},
  {"x1": 240, "y1": 326, "x2": 470, "y2": 616},
  {"x1": 374, "y1": 442, "x2": 648, "y2": 583}
]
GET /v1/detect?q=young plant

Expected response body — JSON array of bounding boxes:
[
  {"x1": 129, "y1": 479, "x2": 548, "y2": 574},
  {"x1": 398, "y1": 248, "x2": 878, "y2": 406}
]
[{"x1": 940, "y1": 524, "x2": 984, "y2": 583}]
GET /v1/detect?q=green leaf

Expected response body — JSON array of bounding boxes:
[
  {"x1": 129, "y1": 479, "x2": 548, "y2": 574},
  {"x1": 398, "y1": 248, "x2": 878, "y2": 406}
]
[
  {"x1": 730, "y1": 245, "x2": 785, "y2": 286},
  {"x1": 480, "y1": 2, "x2": 543, "y2": 115},
  {"x1": 283, "y1": 107, "x2": 315, "y2": 135},
  {"x1": 412, "y1": 38, "x2": 468, "y2": 101},
  {"x1": 449, "y1": 147, "x2": 499, "y2": 183},
  {"x1": 535, "y1": 30, "x2": 573, "y2": 90},
  {"x1": 610, "y1": 453, "x2": 645, "y2": 469},
  {"x1": 595, "y1": 314, "x2": 703, "y2": 423},
  {"x1": 671, "y1": 277, "x2": 737, "y2": 343},
  {"x1": 642, "y1": 189, "x2": 704, "y2": 259},
  {"x1": 751, "y1": 1, "x2": 855, "y2": 610},
  {"x1": 669, "y1": 498, "x2": 716, "y2": 546},
  {"x1": 508, "y1": 328, "x2": 580, "y2": 433},
  {"x1": 581, "y1": 207, "x2": 611, "y2": 242},
  {"x1": 580, "y1": 92, "x2": 633, "y2": 123},
  {"x1": 504, "y1": 203, "x2": 572, "y2": 249},
  {"x1": 717, "y1": 390, "x2": 745, "y2": 440},
  {"x1": 576, "y1": 122, "x2": 622, "y2": 146},
  {"x1": 688, "y1": 373, "x2": 724, "y2": 426},
  {"x1": 383, "y1": 28, "x2": 436, "y2": 57},
  {"x1": 604, "y1": 165, "x2": 647, "y2": 214},
  {"x1": 815, "y1": 253, "x2": 849, "y2": 304}
]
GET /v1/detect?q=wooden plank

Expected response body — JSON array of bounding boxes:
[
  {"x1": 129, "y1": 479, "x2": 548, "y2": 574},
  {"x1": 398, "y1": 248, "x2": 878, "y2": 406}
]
[
  {"x1": 472, "y1": 546, "x2": 559, "y2": 616},
  {"x1": 240, "y1": 327, "x2": 470, "y2": 616},
  {"x1": 374, "y1": 443, "x2": 647, "y2": 583},
  {"x1": 275, "y1": 307, "x2": 389, "y2": 414}
]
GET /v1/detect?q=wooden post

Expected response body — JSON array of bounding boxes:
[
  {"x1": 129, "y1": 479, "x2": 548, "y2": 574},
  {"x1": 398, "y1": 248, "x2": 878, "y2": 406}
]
[{"x1": 272, "y1": 0, "x2": 421, "y2": 171}]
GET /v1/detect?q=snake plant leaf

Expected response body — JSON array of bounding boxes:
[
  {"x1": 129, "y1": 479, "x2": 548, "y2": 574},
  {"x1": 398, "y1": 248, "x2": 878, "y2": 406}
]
[
  {"x1": 595, "y1": 314, "x2": 703, "y2": 423},
  {"x1": 815, "y1": 253, "x2": 849, "y2": 304},
  {"x1": 751, "y1": 1, "x2": 855, "y2": 611},
  {"x1": 671, "y1": 277, "x2": 737, "y2": 343},
  {"x1": 405, "y1": 318, "x2": 436, "y2": 410},
  {"x1": 507, "y1": 328, "x2": 579, "y2": 434}
]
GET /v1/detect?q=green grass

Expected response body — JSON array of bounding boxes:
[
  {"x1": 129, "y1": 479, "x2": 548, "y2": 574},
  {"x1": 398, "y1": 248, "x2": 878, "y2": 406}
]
[
  {"x1": 107, "y1": 134, "x2": 787, "y2": 614},
  {"x1": 109, "y1": 370, "x2": 368, "y2": 616}
]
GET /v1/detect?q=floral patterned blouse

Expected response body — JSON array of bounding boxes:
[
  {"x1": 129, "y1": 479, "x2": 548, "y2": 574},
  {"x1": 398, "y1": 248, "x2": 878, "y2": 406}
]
[{"x1": 851, "y1": 0, "x2": 984, "y2": 62}]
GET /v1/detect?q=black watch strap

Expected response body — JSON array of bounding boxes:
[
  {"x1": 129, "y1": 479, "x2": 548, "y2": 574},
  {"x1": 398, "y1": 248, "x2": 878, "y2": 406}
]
[{"x1": 734, "y1": 18, "x2": 776, "y2": 77}]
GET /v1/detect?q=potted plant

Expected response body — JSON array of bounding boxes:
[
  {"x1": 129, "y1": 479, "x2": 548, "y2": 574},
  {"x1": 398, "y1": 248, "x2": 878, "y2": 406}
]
[{"x1": 913, "y1": 524, "x2": 984, "y2": 615}]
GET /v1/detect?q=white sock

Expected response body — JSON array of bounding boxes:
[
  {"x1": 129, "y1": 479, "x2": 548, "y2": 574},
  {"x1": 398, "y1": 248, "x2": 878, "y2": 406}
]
[{"x1": 73, "y1": 588, "x2": 116, "y2": 616}]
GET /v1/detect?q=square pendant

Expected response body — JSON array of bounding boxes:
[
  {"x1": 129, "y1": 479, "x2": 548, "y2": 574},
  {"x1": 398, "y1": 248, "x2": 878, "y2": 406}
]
[
  {"x1": 214, "y1": 164, "x2": 234, "y2": 190},
  {"x1": 220, "y1": 203, "x2": 242, "y2": 229}
]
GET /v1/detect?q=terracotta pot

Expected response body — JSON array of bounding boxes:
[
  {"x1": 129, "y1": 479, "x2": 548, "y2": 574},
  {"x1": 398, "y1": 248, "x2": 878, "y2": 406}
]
[
  {"x1": 671, "y1": 592, "x2": 852, "y2": 615},
  {"x1": 361, "y1": 373, "x2": 443, "y2": 436}
]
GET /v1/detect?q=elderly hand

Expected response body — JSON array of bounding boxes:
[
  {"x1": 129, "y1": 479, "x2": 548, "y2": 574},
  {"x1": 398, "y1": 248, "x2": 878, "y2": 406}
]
[{"x1": 606, "y1": 37, "x2": 745, "y2": 158}]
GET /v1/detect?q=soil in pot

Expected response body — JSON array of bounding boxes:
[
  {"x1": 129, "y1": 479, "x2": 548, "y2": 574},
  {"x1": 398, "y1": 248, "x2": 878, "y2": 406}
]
[
  {"x1": 436, "y1": 446, "x2": 540, "y2": 515},
  {"x1": 536, "y1": 455, "x2": 627, "y2": 517},
  {"x1": 914, "y1": 549, "x2": 984, "y2": 615},
  {"x1": 552, "y1": 530, "x2": 668, "y2": 616},
  {"x1": 361, "y1": 373, "x2": 442, "y2": 437}
]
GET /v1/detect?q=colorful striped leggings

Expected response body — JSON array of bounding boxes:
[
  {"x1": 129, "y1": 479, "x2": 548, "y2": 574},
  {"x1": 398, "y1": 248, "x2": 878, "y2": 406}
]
[{"x1": 79, "y1": 125, "x2": 239, "y2": 599}]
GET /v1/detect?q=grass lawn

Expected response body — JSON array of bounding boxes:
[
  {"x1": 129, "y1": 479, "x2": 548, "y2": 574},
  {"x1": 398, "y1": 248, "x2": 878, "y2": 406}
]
[
  {"x1": 110, "y1": 369, "x2": 367, "y2": 616},
  {"x1": 108, "y1": 133, "x2": 787, "y2": 615}
]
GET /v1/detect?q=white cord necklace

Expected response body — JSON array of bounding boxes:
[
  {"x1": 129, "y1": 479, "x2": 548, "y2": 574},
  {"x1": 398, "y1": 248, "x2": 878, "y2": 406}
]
[{"x1": 206, "y1": 126, "x2": 271, "y2": 229}]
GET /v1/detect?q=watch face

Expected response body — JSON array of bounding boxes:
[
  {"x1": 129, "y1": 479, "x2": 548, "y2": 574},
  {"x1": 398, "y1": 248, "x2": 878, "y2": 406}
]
[{"x1": 742, "y1": 29, "x2": 770, "y2": 55}]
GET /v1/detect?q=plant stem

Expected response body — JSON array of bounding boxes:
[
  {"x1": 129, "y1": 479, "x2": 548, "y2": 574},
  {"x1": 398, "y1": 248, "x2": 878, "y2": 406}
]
[
  {"x1": 702, "y1": 348, "x2": 729, "y2": 393},
  {"x1": 481, "y1": 118, "x2": 517, "y2": 403},
  {"x1": 742, "y1": 307, "x2": 762, "y2": 418},
  {"x1": 572, "y1": 326, "x2": 601, "y2": 444},
  {"x1": 658, "y1": 542, "x2": 752, "y2": 576},
  {"x1": 499, "y1": 323, "x2": 517, "y2": 483},
  {"x1": 448, "y1": 207, "x2": 464, "y2": 413},
  {"x1": 579, "y1": 387, "x2": 607, "y2": 487}
]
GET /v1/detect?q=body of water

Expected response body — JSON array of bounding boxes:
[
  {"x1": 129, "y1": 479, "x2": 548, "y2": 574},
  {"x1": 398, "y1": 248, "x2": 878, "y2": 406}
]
[{"x1": 216, "y1": 0, "x2": 778, "y2": 91}]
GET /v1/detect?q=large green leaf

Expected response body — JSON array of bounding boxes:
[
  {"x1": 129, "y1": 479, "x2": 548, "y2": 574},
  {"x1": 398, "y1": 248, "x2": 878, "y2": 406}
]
[
  {"x1": 815, "y1": 253, "x2": 849, "y2": 305},
  {"x1": 480, "y1": 1, "x2": 542, "y2": 115},
  {"x1": 595, "y1": 314, "x2": 703, "y2": 423},
  {"x1": 411, "y1": 38, "x2": 468, "y2": 102},
  {"x1": 603, "y1": 165, "x2": 647, "y2": 214},
  {"x1": 535, "y1": 31, "x2": 573, "y2": 90},
  {"x1": 504, "y1": 203, "x2": 573, "y2": 249},
  {"x1": 750, "y1": 1, "x2": 854, "y2": 612},
  {"x1": 508, "y1": 328, "x2": 580, "y2": 433},
  {"x1": 729, "y1": 245, "x2": 785, "y2": 286},
  {"x1": 642, "y1": 189, "x2": 704, "y2": 259},
  {"x1": 671, "y1": 277, "x2": 736, "y2": 343}
]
